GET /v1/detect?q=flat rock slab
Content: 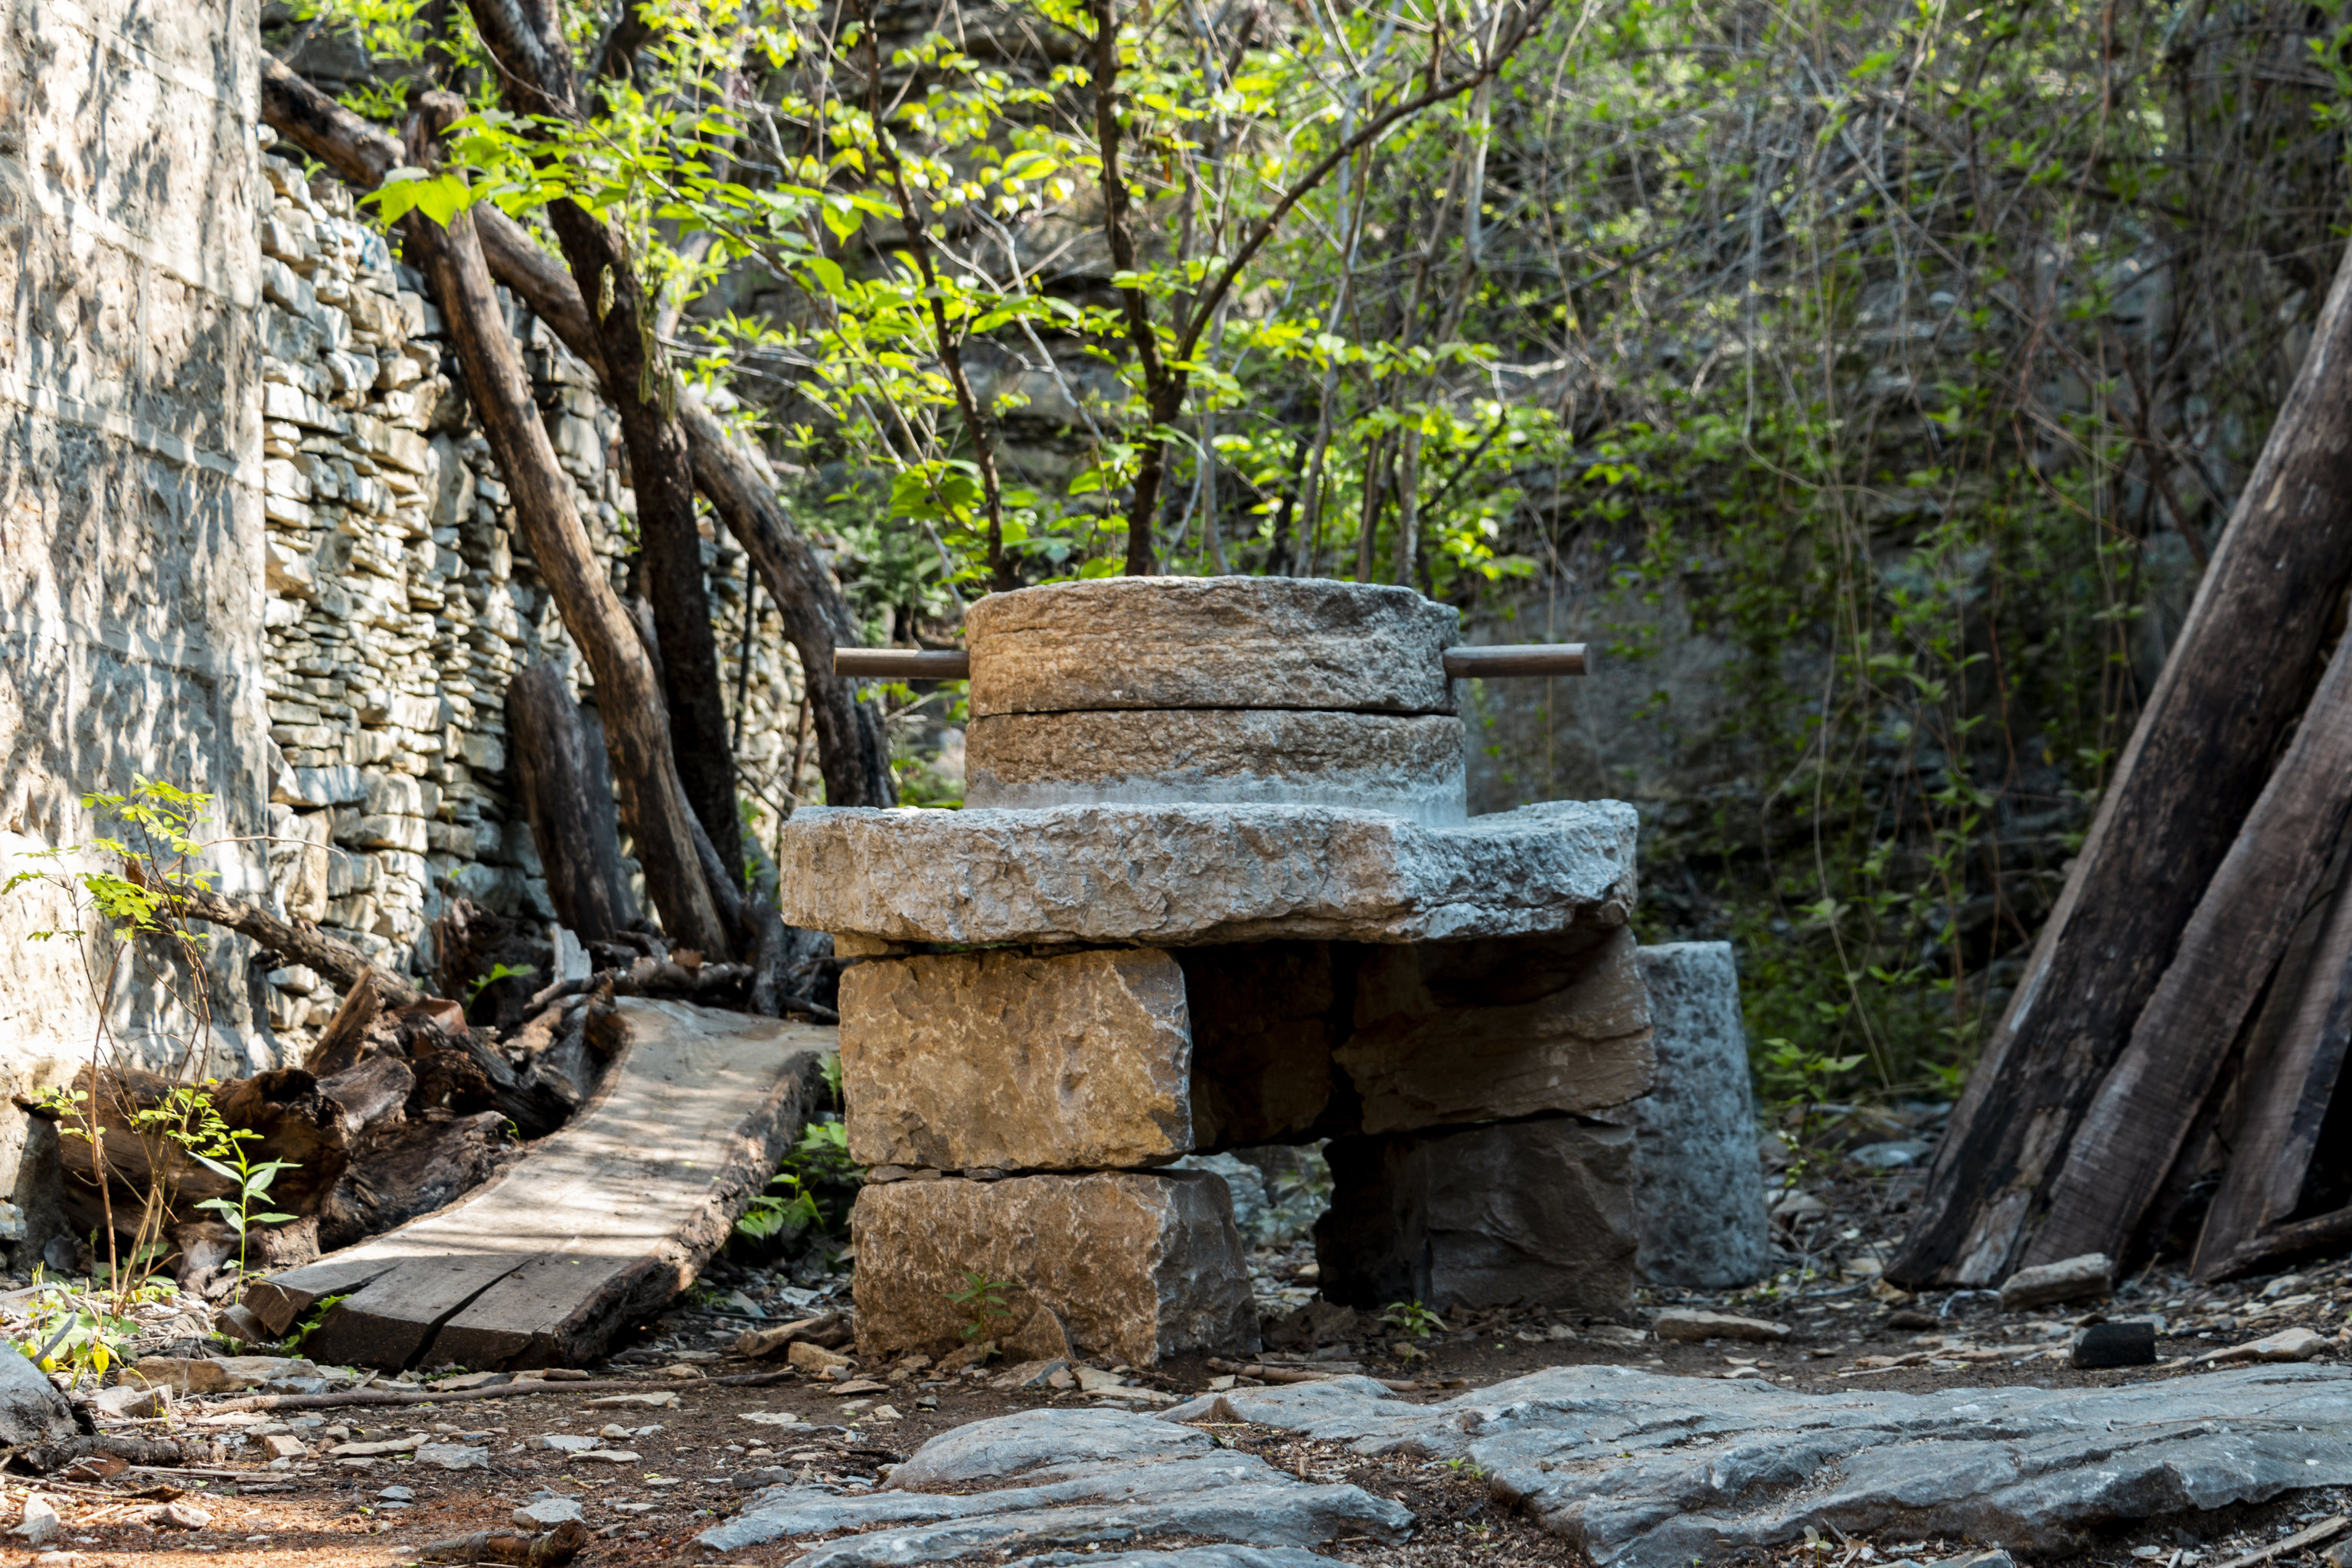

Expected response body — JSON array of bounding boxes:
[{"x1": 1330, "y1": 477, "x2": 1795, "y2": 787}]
[
  {"x1": 1163, "y1": 1364, "x2": 2352, "y2": 1566},
  {"x1": 246, "y1": 1000, "x2": 832, "y2": 1369},
  {"x1": 964, "y1": 577, "x2": 1459, "y2": 717},
  {"x1": 965, "y1": 710, "x2": 1467, "y2": 825},
  {"x1": 1628, "y1": 942, "x2": 1769, "y2": 1289},
  {"x1": 852, "y1": 1171, "x2": 1257, "y2": 1366},
  {"x1": 841, "y1": 948, "x2": 1193, "y2": 1171},
  {"x1": 1340, "y1": 925, "x2": 1653, "y2": 1131},
  {"x1": 777, "y1": 801, "x2": 1638, "y2": 948},
  {"x1": 699, "y1": 1407, "x2": 1409, "y2": 1560},
  {"x1": 1315, "y1": 1116, "x2": 1638, "y2": 1314}
]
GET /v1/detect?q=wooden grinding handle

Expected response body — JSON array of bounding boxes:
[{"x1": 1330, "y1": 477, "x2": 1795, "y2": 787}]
[{"x1": 834, "y1": 643, "x2": 1589, "y2": 679}]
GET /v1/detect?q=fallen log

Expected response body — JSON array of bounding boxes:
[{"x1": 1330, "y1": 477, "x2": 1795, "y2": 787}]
[
  {"x1": 203, "y1": 1366, "x2": 795, "y2": 1415},
  {"x1": 245, "y1": 1000, "x2": 834, "y2": 1369}
]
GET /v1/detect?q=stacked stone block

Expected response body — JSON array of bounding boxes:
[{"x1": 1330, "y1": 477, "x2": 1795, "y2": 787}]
[{"x1": 779, "y1": 577, "x2": 1665, "y2": 1362}]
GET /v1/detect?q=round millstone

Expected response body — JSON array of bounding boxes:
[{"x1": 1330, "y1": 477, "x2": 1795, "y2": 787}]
[
  {"x1": 963, "y1": 709, "x2": 1468, "y2": 824},
  {"x1": 963, "y1": 577, "x2": 1460, "y2": 717}
]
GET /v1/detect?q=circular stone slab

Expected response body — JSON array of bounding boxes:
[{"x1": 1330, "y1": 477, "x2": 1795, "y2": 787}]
[
  {"x1": 775, "y1": 799, "x2": 1639, "y2": 946},
  {"x1": 963, "y1": 710, "x2": 1468, "y2": 824},
  {"x1": 963, "y1": 577, "x2": 1460, "y2": 718}
]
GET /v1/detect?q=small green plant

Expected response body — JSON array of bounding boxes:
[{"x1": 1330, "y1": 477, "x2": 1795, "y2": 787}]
[
  {"x1": 944, "y1": 1271, "x2": 1016, "y2": 1344},
  {"x1": 1759, "y1": 1039, "x2": 1867, "y2": 1180},
  {"x1": 1380, "y1": 1300, "x2": 1447, "y2": 1340},
  {"x1": 283, "y1": 1293, "x2": 348, "y2": 1354},
  {"x1": 466, "y1": 962, "x2": 536, "y2": 1004},
  {"x1": 736, "y1": 1168, "x2": 823, "y2": 1243},
  {"x1": 11, "y1": 1284, "x2": 148, "y2": 1381},
  {"x1": 189, "y1": 1137, "x2": 299, "y2": 1279}
]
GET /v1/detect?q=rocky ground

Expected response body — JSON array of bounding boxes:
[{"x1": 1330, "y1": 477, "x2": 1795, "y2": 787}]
[{"x1": 4, "y1": 1125, "x2": 2348, "y2": 1568}]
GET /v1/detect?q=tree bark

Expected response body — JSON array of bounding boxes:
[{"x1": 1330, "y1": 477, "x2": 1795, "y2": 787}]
[
  {"x1": 505, "y1": 662, "x2": 634, "y2": 942},
  {"x1": 259, "y1": 51, "x2": 897, "y2": 812},
  {"x1": 1891, "y1": 232, "x2": 2352, "y2": 1288},
  {"x1": 2020, "y1": 610, "x2": 2352, "y2": 1269},
  {"x1": 176, "y1": 887, "x2": 421, "y2": 1008},
  {"x1": 396, "y1": 108, "x2": 733, "y2": 959}
]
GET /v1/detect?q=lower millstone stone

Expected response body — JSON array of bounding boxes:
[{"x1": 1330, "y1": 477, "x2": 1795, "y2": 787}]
[
  {"x1": 1627, "y1": 942, "x2": 1770, "y2": 1288},
  {"x1": 965, "y1": 709, "x2": 1468, "y2": 825},
  {"x1": 851, "y1": 1171, "x2": 1260, "y2": 1365},
  {"x1": 840, "y1": 947, "x2": 1193, "y2": 1171},
  {"x1": 1313, "y1": 1116, "x2": 1637, "y2": 1314}
]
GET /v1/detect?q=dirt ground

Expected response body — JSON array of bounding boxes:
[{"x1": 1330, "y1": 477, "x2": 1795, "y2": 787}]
[{"x1": 18, "y1": 1125, "x2": 2351, "y2": 1568}]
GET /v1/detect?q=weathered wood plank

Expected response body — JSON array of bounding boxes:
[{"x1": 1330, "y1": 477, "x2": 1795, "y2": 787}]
[
  {"x1": 250, "y1": 1000, "x2": 831, "y2": 1370},
  {"x1": 505, "y1": 663, "x2": 635, "y2": 943},
  {"x1": 2021, "y1": 618, "x2": 2352, "y2": 1267},
  {"x1": 1892, "y1": 232, "x2": 2352, "y2": 1287}
]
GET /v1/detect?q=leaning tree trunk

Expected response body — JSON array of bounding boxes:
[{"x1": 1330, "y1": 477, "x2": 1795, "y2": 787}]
[
  {"x1": 1891, "y1": 232, "x2": 2352, "y2": 1287},
  {"x1": 396, "y1": 102, "x2": 733, "y2": 959},
  {"x1": 505, "y1": 662, "x2": 635, "y2": 942},
  {"x1": 259, "y1": 54, "x2": 897, "y2": 812}
]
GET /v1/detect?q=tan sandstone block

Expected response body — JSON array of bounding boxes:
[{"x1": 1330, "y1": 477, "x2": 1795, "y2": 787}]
[
  {"x1": 964, "y1": 577, "x2": 1459, "y2": 717},
  {"x1": 1338, "y1": 924, "x2": 1655, "y2": 1132},
  {"x1": 965, "y1": 709, "x2": 1467, "y2": 824},
  {"x1": 851, "y1": 1172, "x2": 1259, "y2": 1365},
  {"x1": 839, "y1": 948, "x2": 1193, "y2": 1171}
]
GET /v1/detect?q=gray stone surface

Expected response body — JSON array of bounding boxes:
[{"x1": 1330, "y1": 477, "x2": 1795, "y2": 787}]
[
  {"x1": 1315, "y1": 1116, "x2": 1638, "y2": 1314},
  {"x1": 1340, "y1": 926, "x2": 1654, "y2": 1132},
  {"x1": 965, "y1": 710, "x2": 1467, "y2": 825},
  {"x1": 1163, "y1": 1364, "x2": 2352, "y2": 1566},
  {"x1": 964, "y1": 577, "x2": 1459, "y2": 717},
  {"x1": 777, "y1": 801, "x2": 1639, "y2": 947},
  {"x1": 697, "y1": 1407, "x2": 1410, "y2": 1560},
  {"x1": 1628, "y1": 942, "x2": 1769, "y2": 1288},
  {"x1": 852, "y1": 1171, "x2": 1259, "y2": 1365},
  {"x1": 840, "y1": 948, "x2": 1194, "y2": 1171},
  {"x1": 1002, "y1": 1552, "x2": 1337, "y2": 1568},
  {"x1": 0, "y1": 1345, "x2": 80, "y2": 1450}
]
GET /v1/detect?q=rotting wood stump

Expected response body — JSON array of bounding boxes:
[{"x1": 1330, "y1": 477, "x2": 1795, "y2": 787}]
[
  {"x1": 245, "y1": 998, "x2": 831, "y2": 1370},
  {"x1": 787, "y1": 577, "x2": 1665, "y2": 1364}
]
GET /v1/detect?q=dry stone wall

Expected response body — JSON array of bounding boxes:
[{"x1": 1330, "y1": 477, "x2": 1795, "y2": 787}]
[{"x1": 247, "y1": 135, "x2": 811, "y2": 1044}]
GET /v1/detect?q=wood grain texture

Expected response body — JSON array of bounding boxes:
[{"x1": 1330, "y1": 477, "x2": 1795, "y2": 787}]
[
  {"x1": 505, "y1": 663, "x2": 634, "y2": 942},
  {"x1": 1891, "y1": 232, "x2": 2352, "y2": 1287},
  {"x1": 251, "y1": 1000, "x2": 831, "y2": 1369},
  {"x1": 2023, "y1": 620, "x2": 2352, "y2": 1266}
]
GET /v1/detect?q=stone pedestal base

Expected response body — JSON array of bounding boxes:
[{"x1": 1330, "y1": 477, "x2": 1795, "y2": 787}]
[
  {"x1": 851, "y1": 1171, "x2": 1259, "y2": 1366},
  {"x1": 1630, "y1": 942, "x2": 1769, "y2": 1288},
  {"x1": 1313, "y1": 1117, "x2": 1636, "y2": 1315}
]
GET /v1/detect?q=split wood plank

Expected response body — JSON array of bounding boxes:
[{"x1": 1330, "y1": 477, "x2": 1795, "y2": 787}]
[
  {"x1": 2194, "y1": 851, "x2": 2352, "y2": 1275},
  {"x1": 505, "y1": 663, "x2": 635, "y2": 943},
  {"x1": 1893, "y1": 231, "x2": 2352, "y2": 1287},
  {"x1": 2022, "y1": 611, "x2": 2352, "y2": 1268},
  {"x1": 248, "y1": 999, "x2": 831, "y2": 1370}
]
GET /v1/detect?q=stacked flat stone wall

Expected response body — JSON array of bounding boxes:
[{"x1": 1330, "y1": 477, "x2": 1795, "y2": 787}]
[{"x1": 248, "y1": 137, "x2": 812, "y2": 1045}]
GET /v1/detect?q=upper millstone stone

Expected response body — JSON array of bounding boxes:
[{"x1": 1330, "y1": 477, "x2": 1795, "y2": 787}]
[
  {"x1": 965, "y1": 708, "x2": 1468, "y2": 824},
  {"x1": 964, "y1": 577, "x2": 1461, "y2": 717},
  {"x1": 776, "y1": 800, "x2": 1639, "y2": 947}
]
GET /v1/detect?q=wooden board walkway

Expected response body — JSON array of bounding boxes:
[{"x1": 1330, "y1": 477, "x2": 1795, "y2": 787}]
[{"x1": 246, "y1": 999, "x2": 833, "y2": 1370}]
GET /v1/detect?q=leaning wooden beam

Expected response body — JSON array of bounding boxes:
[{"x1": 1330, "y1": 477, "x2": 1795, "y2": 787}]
[
  {"x1": 394, "y1": 104, "x2": 733, "y2": 958},
  {"x1": 1892, "y1": 231, "x2": 2352, "y2": 1288},
  {"x1": 505, "y1": 662, "x2": 634, "y2": 944},
  {"x1": 259, "y1": 54, "x2": 897, "y2": 812},
  {"x1": 2021, "y1": 614, "x2": 2352, "y2": 1268}
]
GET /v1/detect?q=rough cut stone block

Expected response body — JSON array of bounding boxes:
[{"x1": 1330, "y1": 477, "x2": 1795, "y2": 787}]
[
  {"x1": 1177, "y1": 942, "x2": 1347, "y2": 1149},
  {"x1": 852, "y1": 1172, "x2": 1259, "y2": 1365},
  {"x1": 776, "y1": 800, "x2": 1638, "y2": 948},
  {"x1": 965, "y1": 578, "x2": 1459, "y2": 717},
  {"x1": 965, "y1": 710, "x2": 1467, "y2": 825},
  {"x1": 2000, "y1": 1252, "x2": 2112, "y2": 1310},
  {"x1": 1314, "y1": 1117, "x2": 1636, "y2": 1314},
  {"x1": 1338, "y1": 925, "x2": 1654, "y2": 1132},
  {"x1": 839, "y1": 948, "x2": 1194, "y2": 1171},
  {"x1": 1628, "y1": 942, "x2": 1770, "y2": 1289}
]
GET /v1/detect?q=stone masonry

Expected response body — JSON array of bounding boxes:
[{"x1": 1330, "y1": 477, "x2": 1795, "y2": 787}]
[{"x1": 780, "y1": 577, "x2": 1666, "y2": 1358}]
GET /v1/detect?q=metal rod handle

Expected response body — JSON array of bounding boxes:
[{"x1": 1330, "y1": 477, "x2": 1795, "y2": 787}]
[{"x1": 832, "y1": 643, "x2": 1589, "y2": 679}]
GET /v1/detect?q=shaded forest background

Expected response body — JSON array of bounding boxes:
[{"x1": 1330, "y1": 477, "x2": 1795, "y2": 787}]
[{"x1": 273, "y1": 0, "x2": 2352, "y2": 1109}]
